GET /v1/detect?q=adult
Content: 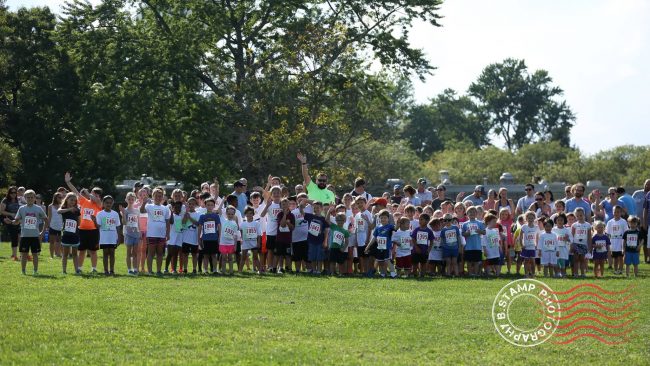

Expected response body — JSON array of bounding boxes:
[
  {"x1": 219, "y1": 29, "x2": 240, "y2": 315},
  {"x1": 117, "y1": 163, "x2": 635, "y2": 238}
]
[
  {"x1": 560, "y1": 185, "x2": 573, "y2": 203},
  {"x1": 16, "y1": 187, "x2": 27, "y2": 205},
  {"x1": 239, "y1": 177, "x2": 251, "y2": 200},
  {"x1": 641, "y1": 179, "x2": 650, "y2": 263},
  {"x1": 65, "y1": 172, "x2": 102, "y2": 272},
  {"x1": 633, "y1": 179, "x2": 650, "y2": 220},
  {"x1": 390, "y1": 185, "x2": 403, "y2": 204},
  {"x1": 463, "y1": 185, "x2": 484, "y2": 207},
  {"x1": 403, "y1": 185, "x2": 421, "y2": 207},
  {"x1": 565, "y1": 183, "x2": 592, "y2": 220},
  {"x1": 431, "y1": 185, "x2": 449, "y2": 211},
  {"x1": 297, "y1": 152, "x2": 336, "y2": 204},
  {"x1": 415, "y1": 178, "x2": 433, "y2": 206},
  {"x1": 616, "y1": 187, "x2": 636, "y2": 217},
  {"x1": 528, "y1": 191, "x2": 552, "y2": 218},
  {"x1": 1, "y1": 186, "x2": 21, "y2": 260},
  {"x1": 516, "y1": 184, "x2": 536, "y2": 216},
  {"x1": 595, "y1": 187, "x2": 625, "y2": 222},
  {"x1": 232, "y1": 180, "x2": 248, "y2": 214},
  {"x1": 295, "y1": 184, "x2": 305, "y2": 195},
  {"x1": 496, "y1": 187, "x2": 515, "y2": 213},
  {"x1": 543, "y1": 190, "x2": 555, "y2": 213},
  {"x1": 350, "y1": 178, "x2": 372, "y2": 201},
  {"x1": 482, "y1": 189, "x2": 498, "y2": 211}
]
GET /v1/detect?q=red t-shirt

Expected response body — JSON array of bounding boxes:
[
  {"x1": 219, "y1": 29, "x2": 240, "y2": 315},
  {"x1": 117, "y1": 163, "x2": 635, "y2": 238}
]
[{"x1": 275, "y1": 211, "x2": 295, "y2": 244}]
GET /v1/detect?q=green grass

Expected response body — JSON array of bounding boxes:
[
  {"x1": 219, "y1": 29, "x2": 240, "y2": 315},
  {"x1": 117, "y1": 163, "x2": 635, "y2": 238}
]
[{"x1": 1, "y1": 242, "x2": 649, "y2": 365}]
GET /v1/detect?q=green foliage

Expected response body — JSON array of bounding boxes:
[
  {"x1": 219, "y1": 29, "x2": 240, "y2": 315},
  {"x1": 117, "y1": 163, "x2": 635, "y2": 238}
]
[
  {"x1": 468, "y1": 58, "x2": 575, "y2": 150},
  {"x1": 0, "y1": 137, "x2": 21, "y2": 187}
]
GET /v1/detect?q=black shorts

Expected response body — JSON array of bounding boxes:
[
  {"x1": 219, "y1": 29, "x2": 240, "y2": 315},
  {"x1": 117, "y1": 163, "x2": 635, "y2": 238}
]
[
  {"x1": 48, "y1": 228, "x2": 61, "y2": 236},
  {"x1": 612, "y1": 251, "x2": 624, "y2": 258},
  {"x1": 202, "y1": 240, "x2": 219, "y2": 255},
  {"x1": 182, "y1": 243, "x2": 199, "y2": 254},
  {"x1": 78, "y1": 229, "x2": 99, "y2": 251},
  {"x1": 486, "y1": 257, "x2": 500, "y2": 265},
  {"x1": 328, "y1": 248, "x2": 347, "y2": 264},
  {"x1": 465, "y1": 250, "x2": 483, "y2": 262},
  {"x1": 372, "y1": 248, "x2": 389, "y2": 261},
  {"x1": 535, "y1": 258, "x2": 541, "y2": 265},
  {"x1": 274, "y1": 240, "x2": 290, "y2": 256},
  {"x1": 266, "y1": 235, "x2": 277, "y2": 251},
  {"x1": 428, "y1": 259, "x2": 444, "y2": 265},
  {"x1": 19, "y1": 237, "x2": 41, "y2": 254},
  {"x1": 100, "y1": 244, "x2": 117, "y2": 250},
  {"x1": 291, "y1": 241, "x2": 308, "y2": 262},
  {"x1": 412, "y1": 252, "x2": 428, "y2": 264},
  {"x1": 357, "y1": 246, "x2": 369, "y2": 257}
]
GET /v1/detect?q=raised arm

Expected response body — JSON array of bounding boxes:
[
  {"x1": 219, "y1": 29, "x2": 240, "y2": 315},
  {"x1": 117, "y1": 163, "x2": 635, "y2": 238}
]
[
  {"x1": 64, "y1": 172, "x2": 80, "y2": 196},
  {"x1": 297, "y1": 152, "x2": 311, "y2": 187}
]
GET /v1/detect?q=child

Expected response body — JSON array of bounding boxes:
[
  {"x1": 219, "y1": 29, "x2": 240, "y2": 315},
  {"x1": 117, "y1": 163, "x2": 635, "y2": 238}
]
[
  {"x1": 165, "y1": 201, "x2": 184, "y2": 274},
  {"x1": 94, "y1": 196, "x2": 120, "y2": 275},
  {"x1": 571, "y1": 207, "x2": 592, "y2": 278},
  {"x1": 220, "y1": 206, "x2": 240, "y2": 275},
  {"x1": 512, "y1": 214, "x2": 525, "y2": 275},
  {"x1": 260, "y1": 186, "x2": 282, "y2": 272},
  {"x1": 565, "y1": 212, "x2": 577, "y2": 275},
  {"x1": 551, "y1": 213, "x2": 572, "y2": 278},
  {"x1": 462, "y1": 207, "x2": 486, "y2": 276},
  {"x1": 440, "y1": 213, "x2": 462, "y2": 277},
  {"x1": 58, "y1": 192, "x2": 80, "y2": 274},
  {"x1": 140, "y1": 187, "x2": 171, "y2": 275},
  {"x1": 274, "y1": 198, "x2": 295, "y2": 274},
  {"x1": 427, "y1": 218, "x2": 444, "y2": 276},
  {"x1": 354, "y1": 196, "x2": 373, "y2": 274},
  {"x1": 364, "y1": 210, "x2": 395, "y2": 278},
  {"x1": 325, "y1": 213, "x2": 351, "y2": 275},
  {"x1": 497, "y1": 208, "x2": 514, "y2": 274},
  {"x1": 411, "y1": 213, "x2": 434, "y2": 278},
  {"x1": 181, "y1": 197, "x2": 201, "y2": 274},
  {"x1": 623, "y1": 216, "x2": 643, "y2": 277},
  {"x1": 303, "y1": 201, "x2": 329, "y2": 275},
  {"x1": 519, "y1": 212, "x2": 539, "y2": 278},
  {"x1": 606, "y1": 206, "x2": 628, "y2": 275},
  {"x1": 48, "y1": 192, "x2": 63, "y2": 258},
  {"x1": 13, "y1": 190, "x2": 47, "y2": 275},
  {"x1": 483, "y1": 214, "x2": 502, "y2": 276},
  {"x1": 240, "y1": 206, "x2": 262, "y2": 273},
  {"x1": 198, "y1": 198, "x2": 220, "y2": 274},
  {"x1": 290, "y1": 195, "x2": 311, "y2": 273},
  {"x1": 121, "y1": 192, "x2": 141, "y2": 275},
  {"x1": 393, "y1": 217, "x2": 413, "y2": 277},
  {"x1": 64, "y1": 173, "x2": 102, "y2": 273},
  {"x1": 538, "y1": 219, "x2": 559, "y2": 278},
  {"x1": 591, "y1": 221, "x2": 610, "y2": 278}
]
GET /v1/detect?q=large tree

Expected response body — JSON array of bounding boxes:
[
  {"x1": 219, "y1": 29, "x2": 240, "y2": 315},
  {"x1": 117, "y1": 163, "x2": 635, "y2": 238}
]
[{"x1": 468, "y1": 58, "x2": 575, "y2": 151}]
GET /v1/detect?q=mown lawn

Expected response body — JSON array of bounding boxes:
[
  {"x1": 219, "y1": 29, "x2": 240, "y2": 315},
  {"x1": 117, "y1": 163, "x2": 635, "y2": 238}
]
[{"x1": 1, "y1": 243, "x2": 648, "y2": 365}]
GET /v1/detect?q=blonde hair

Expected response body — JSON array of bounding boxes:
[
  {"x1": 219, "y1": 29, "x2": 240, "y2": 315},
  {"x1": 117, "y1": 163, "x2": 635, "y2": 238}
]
[{"x1": 60, "y1": 192, "x2": 78, "y2": 209}]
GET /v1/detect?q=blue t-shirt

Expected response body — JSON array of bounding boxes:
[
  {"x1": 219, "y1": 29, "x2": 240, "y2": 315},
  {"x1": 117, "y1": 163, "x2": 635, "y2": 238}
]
[
  {"x1": 591, "y1": 233, "x2": 610, "y2": 254},
  {"x1": 601, "y1": 200, "x2": 614, "y2": 222},
  {"x1": 198, "y1": 213, "x2": 220, "y2": 241},
  {"x1": 373, "y1": 224, "x2": 395, "y2": 251},
  {"x1": 440, "y1": 226, "x2": 461, "y2": 249},
  {"x1": 565, "y1": 198, "x2": 592, "y2": 218},
  {"x1": 618, "y1": 194, "x2": 636, "y2": 217},
  {"x1": 304, "y1": 213, "x2": 329, "y2": 246},
  {"x1": 462, "y1": 220, "x2": 485, "y2": 251},
  {"x1": 233, "y1": 192, "x2": 248, "y2": 214}
]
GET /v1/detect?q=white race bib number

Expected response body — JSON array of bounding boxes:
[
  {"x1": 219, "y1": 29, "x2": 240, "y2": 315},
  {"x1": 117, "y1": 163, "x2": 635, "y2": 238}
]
[
  {"x1": 416, "y1": 232, "x2": 429, "y2": 245},
  {"x1": 203, "y1": 221, "x2": 216, "y2": 234},
  {"x1": 595, "y1": 240, "x2": 607, "y2": 252},
  {"x1": 488, "y1": 234, "x2": 499, "y2": 248},
  {"x1": 308, "y1": 222, "x2": 322, "y2": 236},
  {"x1": 102, "y1": 217, "x2": 117, "y2": 231},
  {"x1": 82, "y1": 208, "x2": 93, "y2": 221},
  {"x1": 245, "y1": 227, "x2": 257, "y2": 240},
  {"x1": 543, "y1": 239, "x2": 555, "y2": 251},
  {"x1": 377, "y1": 237, "x2": 387, "y2": 250},
  {"x1": 400, "y1": 237, "x2": 411, "y2": 250},
  {"x1": 24, "y1": 216, "x2": 37, "y2": 230},
  {"x1": 270, "y1": 208, "x2": 282, "y2": 222},
  {"x1": 224, "y1": 225, "x2": 236, "y2": 239},
  {"x1": 627, "y1": 234, "x2": 638, "y2": 248},
  {"x1": 333, "y1": 232, "x2": 345, "y2": 246},
  {"x1": 575, "y1": 229, "x2": 587, "y2": 242},
  {"x1": 127, "y1": 214, "x2": 138, "y2": 228},
  {"x1": 279, "y1": 225, "x2": 290, "y2": 233},
  {"x1": 152, "y1": 209, "x2": 164, "y2": 222},
  {"x1": 64, "y1": 219, "x2": 77, "y2": 233},
  {"x1": 445, "y1": 230, "x2": 457, "y2": 244}
]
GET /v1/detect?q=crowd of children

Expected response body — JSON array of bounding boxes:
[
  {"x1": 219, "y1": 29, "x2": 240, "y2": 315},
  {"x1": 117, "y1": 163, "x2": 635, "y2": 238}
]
[{"x1": 1, "y1": 169, "x2": 648, "y2": 278}]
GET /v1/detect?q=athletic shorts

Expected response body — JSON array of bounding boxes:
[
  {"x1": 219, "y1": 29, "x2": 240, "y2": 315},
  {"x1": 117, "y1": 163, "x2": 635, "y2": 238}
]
[
  {"x1": 396, "y1": 255, "x2": 412, "y2": 269},
  {"x1": 486, "y1": 257, "x2": 500, "y2": 265},
  {"x1": 78, "y1": 229, "x2": 99, "y2": 251},
  {"x1": 61, "y1": 241, "x2": 79, "y2": 248},
  {"x1": 572, "y1": 243, "x2": 588, "y2": 256},
  {"x1": 328, "y1": 248, "x2": 346, "y2": 264},
  {"x1": 428, "y1": 259, "x2": 444, "y2": 266},
  {"x1": 124, "y1": 235, "x2": 140, "y2": 246},
  {"x1": 274, "y1": 240, "x2": 289, "y2": 256},
  {"x1": 308, "y1": 242, "x2": 325, "y2": 262},
  {"x1": 592, "y1": 251, "x2": 608, "y2": 261},
  {"x1": 442, "y1": 246, "x2": 458, "y2": 259},
  {"x1": 357, "y1": 245, "x2": 369, "y2": 257},
  {"x1": 464, "y1": 250, "x2": 483, "y2": 262},
  {"x1": 612, "y1": 250, "x2": 624, "y2": 258},
  {"x1": 147, "y1": 237, "x2": 166, "y2": 249},
  {"x1": 291, "y1": 241, "x2": 308, "y2": 262},
  {"x1": 540, "y1": 251, "x2": 557, "y2": 266},
  {"x1": 219, "y1": 244, "x2": 236, "y2": 255},
  {"x1": 100, "y1": 244, "x2": 117, "y2": 250},
  {"x1": 412, "y1": 252, "x2": 428, "y2": 264},
  {"x1": 372, "y1": 248, "x2": 389, "y2": 261},
  {"x1": 202, "y1": 240, "x2": 218, "y2": 255},
  {"x1": 266, "y1": 235, "x2": 277, "y2": 251},
  {"x1": 241, "y1": 239, "x2": 258, "y2": 251},
  {"x1": 625, "y1": 252, "x2": 639, "y2": 265},
  {"x1": 521, "y1": 249, "x2": 536, "y2": 259},
  {"x1": 182, "y1": 243, "x2": 198, "y2": 254},
  {"x1": 48, "y1": 228, "x2": 61, "y2": 236},
  {"x1": 19, "y1": 237, "x2": 41, "y2": 254}
]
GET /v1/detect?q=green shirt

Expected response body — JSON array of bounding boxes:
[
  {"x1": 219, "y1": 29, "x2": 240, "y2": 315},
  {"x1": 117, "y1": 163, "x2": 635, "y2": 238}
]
[
  {"x1": 306, "y1": 181, "x2": 335, "y2": 204},
  {"x1": 328, "y1": 224, "x2": 350, "y2": 249}
]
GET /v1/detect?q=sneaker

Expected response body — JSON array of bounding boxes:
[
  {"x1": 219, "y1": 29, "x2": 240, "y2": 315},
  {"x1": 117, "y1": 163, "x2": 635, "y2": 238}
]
[
  {"x1": 22, "y1": 270, "x2": 26, "y2": 275},
  {"x1": 11, "y1": 255, "x2": 18, "y2": 261},
  {"x1": 62, "y1": 271, "x2": 67, "y2": 275},
  {"x1": 276, "y1": 269, "x2": 283, "y2": 274},
  {"x1": 104, "y1": 271, "x2": 110, "y2": 276},
  {"x1": 33, "y1": 271, "x2": 38, "y2": 276},
  {"x1": 109, "y1": 271, "x2": 115, "y2": 276},
  {"x1": 75, "y1": 269, "x2": 82, "y2": 275},
  {"x1": 156, "y1": 271, "x2": 163, "y2": 276},
  {"x1": 91, "y1": 269, "x2": 98, "y2": 274}
]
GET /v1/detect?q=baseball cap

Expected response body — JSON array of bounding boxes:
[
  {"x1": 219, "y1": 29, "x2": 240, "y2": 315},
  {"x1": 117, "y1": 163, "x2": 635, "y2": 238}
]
[
  {"x1": 474, "y1": 185, "x2": 484, "y2": 193},
  {"x1": 393, "y1": 184, "x2": 402, "y2": 190},
  {"x1": 234, "y1": 181, "x2": 244, "y2": 187},
  {"x1": 417, "y1": 178, "x2": 427, "y2": 185},
  {"x1": 133, "y1": 182, "x2": 143, "y2": 189},
  {"x1": 374, "y1": 198, "x2": 388, "y2": 207}
]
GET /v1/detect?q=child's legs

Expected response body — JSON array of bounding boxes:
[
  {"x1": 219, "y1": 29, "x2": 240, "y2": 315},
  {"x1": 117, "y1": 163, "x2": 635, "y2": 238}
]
[
  {"x1": 102, "y1": 248, "x2": 109, "y2": 272},
  {"x1": 109, "y1": 248, "x2": 116, "y2": 271},
  {"x1": 147, "y1": 244, "x2": 155, "y2": 273},
  {"x1": 62, "y1": 246, "x2": 70, "y2": 272},
  {"x1": 155, "y1": 244, "x2": 164, "y2": 272},
  {"x1": 49, "y1": 234, "x2": 56, "y2": 257},
  {"x1": 32, "y1": 252, "x2": 39, "y2": 272}
]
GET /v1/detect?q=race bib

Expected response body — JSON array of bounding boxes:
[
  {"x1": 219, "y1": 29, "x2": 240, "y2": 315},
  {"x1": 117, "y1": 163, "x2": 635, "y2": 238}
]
[
  {"x1": 127, "y1": 214, "x2": 138, "y2": 228},
  {"x1": 595, "y1": 240, "x2": 607, "y2": 252},
  {"x1": 524, "y1": 233, "x2": 536, "y2": 247},
  {"x1": 575, "y1": 228, "x2": 587, "y2": 242},
  {"x1": 627, "y1": 234, "x2": 638, "y2": 248},
  {"x1": 377, "y1": 237, "x2": 387, "y2": 250},
  {"x1": 102, "y1": 217, "x2": 117, "y2": 231},
  {"x1": 333, "y1": 231, "x2": 345, "y2": 246},
  {"x1": 152, "y1": 209, "x2": 164, "y2": 222},
  {"x1": 224, "y1": 225, "x2": 236, "y2": 239},
  {"x1": 174, "y1": 219, "x2": 183, "y2": 233},
  {"x1": 308, "y1": 222, "x2": 322, "y2": 236},
  {"x1": 400, "y1": 236, "x2": 411, "y2": 250},
  {"x1": 543, "y1": 239, "x2": 555, "y2": 251},
  {"x1": 356, "y1": 218, "x2": 366, "y2": 231},
  {"x1": 24, "y1": 216, "x2": 37, "y2": 230},
  {"x1": 270, "y1": 208, "x2": 282, "y2": 222},
  {"x1": 445, "y1": 230, "x2": 457, "y2": 244},
  {"x1": 488, "y1": 233, "x2": 499, "y2": 248},
  {"x1": 416, "y1": 231, "x2": 429, "y2": 245},
  {"x1": 433, "y1": 236, "x2": 442, "y2": 248},
  {"x1": 82, "y1": 208, "x2": 94, "y2": 221},
  {"x1": 468, "y1": 223, "x2": 479, "y2": 234},
  {"x1": 203, "y1": 221, "x2": 216, "y2": 234},
  {"x1": 279, "y1": 225, "x2": 290, "y2": 233},
  {"x1": 245, "y1": 226, "x2": 258, "y2": 240},
  {"x1": 64, "y1": 219, "x2": 77, "y2": 233}
]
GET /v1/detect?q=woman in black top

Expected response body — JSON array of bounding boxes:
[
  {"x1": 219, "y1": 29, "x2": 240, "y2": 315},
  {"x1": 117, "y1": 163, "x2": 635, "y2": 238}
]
[{"x1": 1, "y1": 186, "x2": 21, "y2": 259}]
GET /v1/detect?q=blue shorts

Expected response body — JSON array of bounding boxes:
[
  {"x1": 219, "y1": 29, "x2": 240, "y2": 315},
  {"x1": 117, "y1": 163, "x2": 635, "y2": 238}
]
[
  {"x1": 521, "y1": 249, "x2": 536, "y2": 259},
  {"x1": 124, "y1": 235, "x2": 140, "y2": 246},
  {"x1": 624, "y1": 252, "x2": 639, "y2": 265},
  {"x1": 442, "y1": 246, "x2": 458, "y2": 259},
  {"x1": 308, "y1": 243, "x2": 325, "y2": 262}
]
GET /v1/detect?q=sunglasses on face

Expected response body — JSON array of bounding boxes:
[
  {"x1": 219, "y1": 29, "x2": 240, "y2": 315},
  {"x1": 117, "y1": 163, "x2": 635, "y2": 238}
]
[
  {"x1": 317, "y1": 179, "x2": 327, "y2": 183},
  {"x1": 525, "y1": 188, "x2": 532, "y2": 191},
  {"x1": 9, "y1": 191, "x2": 16, "y2": 194},
  {"x1": 536, "y1": 198, "x2": 543, "y2": 201}
]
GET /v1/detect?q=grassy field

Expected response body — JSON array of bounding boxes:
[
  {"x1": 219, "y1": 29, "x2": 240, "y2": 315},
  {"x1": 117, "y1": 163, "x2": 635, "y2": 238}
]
[{"x1": 1, "y1": 242, "x2": 648, "y2": 365}]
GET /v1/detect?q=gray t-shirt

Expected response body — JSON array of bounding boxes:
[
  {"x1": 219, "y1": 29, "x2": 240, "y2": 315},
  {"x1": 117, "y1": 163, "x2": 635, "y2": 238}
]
[
  {"x1": 463, "y1": 195, "x2": 484, "y2": 207},
  {"x1": 15, "y1": 204, "x2": 47, "y2": 237}
]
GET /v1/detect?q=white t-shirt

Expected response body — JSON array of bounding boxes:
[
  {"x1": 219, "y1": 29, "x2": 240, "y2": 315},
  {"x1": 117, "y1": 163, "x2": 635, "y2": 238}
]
[
  {"x1": 181, "y1": 211, "x2": 201, "y2": 245},
  {"x1": 539, "y1": 232, "x2": 558, "y2": 252},
  {"x1": 96, "y1": 210, "x2": 120, "y2": 245},
  {"x1": 265, "y1": 202, "x2": 282, "y2": 236},
  {"x1": 220, "y1": 219, "x2": 240, "y2": 245},
  {"x1": 392, "y1": 230, "x2": 413, "y2": 258},
  {"x1": 241, "y1": 220, "x2": 261, "y2": 243},
  {"x1": 292, "y1": 205, "x2": 313, "y2": 242},
  {"x1": 354, "y1": 210, "x2": 373, "y2": 246},
  {"x1": 254, "y1": 202, "x2": 267, "y2": 233},
  {"x1": 606, "y1": 218, "x2": 628, "y2": 252},
  {"x1": 552, "y1": 227, "x2": 572, "y2": 249},
  {"x1": 572, "y1": 222, "x2": 592, "y2": 245},
  {"x1": 145, "y1": 204, "x2": 171, "y2": 238},
  {"x1": 168, "y1": 213, "x2": 184, "y2": 246},
  {"x1": 428, "y1": 231, "x2": 443, "y2": 261},
  {"x1": 521, "y1": 225, "x2": 539, "y2": 250},
  {"x1": 483, "y1": 228, "x2": 501, "y2": 259}
]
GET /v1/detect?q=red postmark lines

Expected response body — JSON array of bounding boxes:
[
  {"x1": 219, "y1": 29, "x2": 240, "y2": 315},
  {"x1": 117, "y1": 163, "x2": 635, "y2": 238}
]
[{"x1": 546, "y1": 284, "x2": 638, "y2": 345}]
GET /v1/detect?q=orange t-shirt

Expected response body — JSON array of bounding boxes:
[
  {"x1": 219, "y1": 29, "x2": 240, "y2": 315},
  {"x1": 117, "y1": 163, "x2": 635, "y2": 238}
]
[{"x1": 78, "y1": 196, "x2": 101, "y2": 230}]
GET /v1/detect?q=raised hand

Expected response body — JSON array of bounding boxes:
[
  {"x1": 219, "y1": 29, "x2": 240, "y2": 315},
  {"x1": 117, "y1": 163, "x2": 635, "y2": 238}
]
[
  {"x1": 297, "y1": 152, "x2": 307, "y2": 164},
  {"x1": 64, "y1": 172, "x2": 72, "y2": 183}
]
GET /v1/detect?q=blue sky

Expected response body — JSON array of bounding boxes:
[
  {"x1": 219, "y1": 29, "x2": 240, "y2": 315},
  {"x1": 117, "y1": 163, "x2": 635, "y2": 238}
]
[{"x1": 7, "y1": 0, "x2": 649, "y2": 154}]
